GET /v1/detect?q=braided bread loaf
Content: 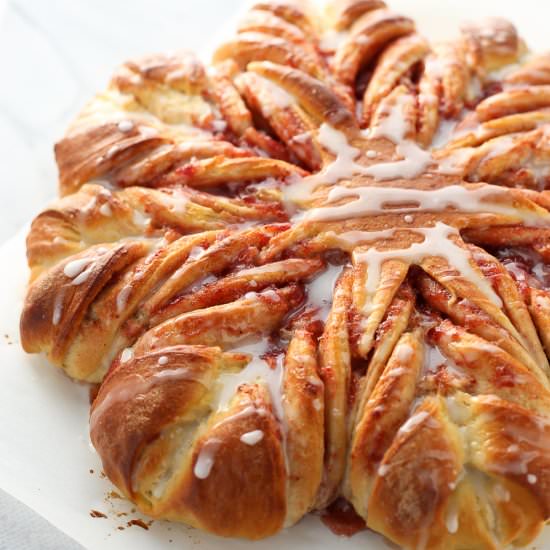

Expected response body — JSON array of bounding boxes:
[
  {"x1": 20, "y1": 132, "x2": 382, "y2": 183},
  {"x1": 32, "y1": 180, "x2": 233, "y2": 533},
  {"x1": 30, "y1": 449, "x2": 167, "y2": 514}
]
[{"x1": 20, "y1": 1, "x2": 550, "y2": 547}]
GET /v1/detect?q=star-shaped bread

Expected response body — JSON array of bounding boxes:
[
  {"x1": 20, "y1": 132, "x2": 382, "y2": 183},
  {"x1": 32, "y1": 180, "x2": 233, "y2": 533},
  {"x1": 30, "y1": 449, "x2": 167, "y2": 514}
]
[{"x1": 20, "y1": 1, "x2": 550, "y2": 548}]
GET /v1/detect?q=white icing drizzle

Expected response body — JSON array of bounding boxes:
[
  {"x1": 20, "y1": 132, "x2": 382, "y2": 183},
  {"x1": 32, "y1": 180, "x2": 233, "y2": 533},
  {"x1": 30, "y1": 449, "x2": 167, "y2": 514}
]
[
  {"x1": 285, "y1": 124, "x2": 363, "y2": 202},
  {"x1": 459, "y1": 341, "x2": 510, "y2": 364},
  {"x1": 157, "y1": 192, "x2": 189, "y2": 214},
  {"x1": 424, "y1": 344, "x2": 448, "y2": 374},
  {"x1": 262, "y1": 289, "x2": 281, "y2": 302},
  {"x1": 448, "y1": 469, "x2": 465, "y2": 491},
  {"x1": 445, "y1": 498, "x2": 459, "y2": 534},
  {"x1": 158, "y1": 355, "x2": 169, "y2": 365},
  {"x1": 71, "y1": 268, "x2": 93, "y2": 286},
  {"x1": 105, "y1": 144, "x2": 121, "y2": 160},
  {"x1": 329, "y1": 228, "x2": 396, "y2": 247},
  {"x1": 291, "y1": 131, "x2": 313, "y2": 145},
  {"x1": 394, "y1": 342, "x2": 413, "y2": 363},
  {"x1": 444, "y1": 396, "x2": 471, "y2": 426},
  {"x1": 99, "y1": 203, "x2": 112, "y2": 216},
  {"x1": 363, "y1": 140, "x2": 431, "y2": 180},
  {"x1": 63, "y1": 258, "x2": 92, "y2": 279},
  {"x1": 352, "y1": 223, "x2": 502, "y2": 308},
  {"x1": 491, "y1": 447, "x2": 540, "y2": 476},
  {"x1": 284, "y1": 98, "x2": 432, "y2": 203},
  {"x1": 52, "y1": 291, "x2": 64, "y2": 326},
  {"x1": 304, "y1": 184, "x2": 545, "y2": 226},
  {"x1": 64, "y1": 249, "x2": 111, "y2": 286},
  {"x1": 306, "y1": 263, "x2": 343, "y2": 320},
  {"x1": 187, "y1": 246, "x2": 206, "y2": 261},
  {"x1": 120, "y1": 347, "x2": 134, "y2": 363},
  {"x1": 194, "y1": 438, "x2": 222, "y2": 479},
  {"x1": 216, "y1": 340, "x2": 285, "y2": 425},
  {"x1": 132, "y1": 209, "x2": 151, "y2": 229},
  {"x1": 398, "y1": 410, "x2": 430, "y2": 434},
  {"x1": 116, "y1": 285, "x2": 132, "y2": 314},
  {"x1": 117, "y1": 120, "x2": 134, "y2": 133},
  {"x1": 81, "y1": 195, "x2": 97, "y2": 213},
  {"x1": 211, "y1": 119, "x2": 227, "y2": 132},
  {"x1": 484, "y1": 134, "x2": 518, "y2": 161},
  {"x1": 367, "y1": 96, "x2": 432, "y2": 179},
  {"x1": 212, "y1": 405, "x2": 267, "y2": 432},
  {"x1": 139, "y1": 126, "x2": 159, "y2": 139},
  {"x1": 240, "y1": 430, "x2": 264, "y2": 446}
]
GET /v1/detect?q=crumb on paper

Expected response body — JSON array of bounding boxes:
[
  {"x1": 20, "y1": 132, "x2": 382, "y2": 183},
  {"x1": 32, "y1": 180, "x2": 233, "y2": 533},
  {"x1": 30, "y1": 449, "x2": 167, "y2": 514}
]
[
  {"x1": 90, "y1": 510, "x2": 107, "y2": 519},
  {"x1": 89, "y1": 469, "x2": 94, "y2": 474},
  {"x1": 97, "y1": 487, "x2": 156, "y2": 534},
  {"x1": 126, "y1": 519, "x2": 153, "y2": 530}
]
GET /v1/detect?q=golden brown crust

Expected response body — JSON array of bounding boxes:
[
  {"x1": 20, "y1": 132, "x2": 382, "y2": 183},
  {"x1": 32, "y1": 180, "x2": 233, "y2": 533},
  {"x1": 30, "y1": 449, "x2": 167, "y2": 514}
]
[
  {"x1": 332, "y1": 9, "x2": 415, "y2": 86},
  {"x1": 460, "y1": 17, "x2": 524, "y2": 72},
  {"x1": 507, "y1": 53, "x2": 550, "y2": 86},
  {"x1": 329, "y1": 0, "x2": 388, "y2": 32},
  {"x1": 362, "y1": 33, "x2": 430, "y2": 125},
  {"x1": 248, "y1": 61, "x2": 359, "y2": 134},
  {"x1": 20, "y1": 1, "x2": 550, "y2": 546}
]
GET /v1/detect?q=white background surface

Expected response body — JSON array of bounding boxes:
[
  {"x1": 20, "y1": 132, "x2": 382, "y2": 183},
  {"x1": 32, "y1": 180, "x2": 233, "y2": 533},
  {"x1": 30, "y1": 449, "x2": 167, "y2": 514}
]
[{"x1": 1, "y1": 1, "x2": 550, "y2": 549}]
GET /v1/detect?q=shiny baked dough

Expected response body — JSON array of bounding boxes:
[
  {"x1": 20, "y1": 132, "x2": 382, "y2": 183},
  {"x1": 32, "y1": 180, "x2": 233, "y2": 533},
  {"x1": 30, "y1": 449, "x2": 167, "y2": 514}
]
[{"x1": 20, "y1": 0, "x2": 550, "y2": 547}]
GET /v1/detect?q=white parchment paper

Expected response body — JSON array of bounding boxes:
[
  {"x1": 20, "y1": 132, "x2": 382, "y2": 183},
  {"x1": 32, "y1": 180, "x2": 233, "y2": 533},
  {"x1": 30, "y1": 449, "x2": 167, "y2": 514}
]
[{"x1": 2, "y1": 1, "x2": 550, "y2": 548}]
